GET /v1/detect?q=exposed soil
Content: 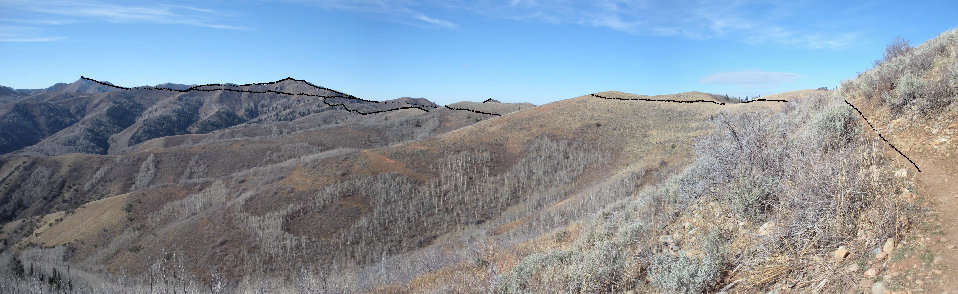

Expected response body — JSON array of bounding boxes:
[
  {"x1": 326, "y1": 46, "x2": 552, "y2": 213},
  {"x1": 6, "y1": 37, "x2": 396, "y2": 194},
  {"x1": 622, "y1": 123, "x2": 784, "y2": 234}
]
[
  {"x1": 862, "y1": 106, "x2": 958, "y2": 293},
  {"x1": 912, "y1": 157, "x2": 958, "y2": 293}
]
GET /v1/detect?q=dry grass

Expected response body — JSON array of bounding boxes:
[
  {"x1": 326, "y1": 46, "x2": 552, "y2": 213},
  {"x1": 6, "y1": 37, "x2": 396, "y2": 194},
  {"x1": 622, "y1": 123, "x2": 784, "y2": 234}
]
[
  {"x1": 28, "y1": 193, "x2": 129, "y2": 247},
  {"x1": 0, "y1": 47, "x2": 934, "y2": 292}
]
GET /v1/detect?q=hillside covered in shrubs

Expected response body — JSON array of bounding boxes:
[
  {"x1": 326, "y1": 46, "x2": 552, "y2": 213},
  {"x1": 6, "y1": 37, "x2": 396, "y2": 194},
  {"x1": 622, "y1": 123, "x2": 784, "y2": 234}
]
[{"x1": 0, "y1": 29, "x2": 955, "y2": 293}]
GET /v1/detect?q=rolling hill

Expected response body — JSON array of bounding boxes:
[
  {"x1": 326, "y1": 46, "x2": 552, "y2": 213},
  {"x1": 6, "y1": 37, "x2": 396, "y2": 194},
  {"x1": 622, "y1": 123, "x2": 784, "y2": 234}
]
[
  {"x1": 0, "y1": 77, "x2": 461, "y2": 156},
  {"x1": 0, "y1": 29, "x2": 955, "y2": 293}
]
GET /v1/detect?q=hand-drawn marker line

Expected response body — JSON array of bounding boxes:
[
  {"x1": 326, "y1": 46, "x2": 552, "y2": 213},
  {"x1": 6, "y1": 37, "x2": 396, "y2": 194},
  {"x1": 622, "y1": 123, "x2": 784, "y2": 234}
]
[
  {"x1": 80, "y1": 76, "x2": 501, "y2": 116},
  {"x1": 444, "y1": 106, "x2": 501, "y2": 116},
  {"x1": 843, "y1": 100, "x2": 921, "y2": 172},
  {"x1": 590, "y1": 93, "x2": 788, "y2": 105}
]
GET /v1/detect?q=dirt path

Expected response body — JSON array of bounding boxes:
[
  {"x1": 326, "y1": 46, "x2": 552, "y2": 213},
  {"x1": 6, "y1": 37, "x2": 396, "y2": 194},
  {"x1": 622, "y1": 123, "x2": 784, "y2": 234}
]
[
  {"x1": 909, "y1": 156, "x2": 958, "y2": 293},
  {"x1": 846, "y1": 99, "x2": 958, "y2": 293},
  {"x1": 879, "y1": 133, "x2": 958, "y2": 293}
]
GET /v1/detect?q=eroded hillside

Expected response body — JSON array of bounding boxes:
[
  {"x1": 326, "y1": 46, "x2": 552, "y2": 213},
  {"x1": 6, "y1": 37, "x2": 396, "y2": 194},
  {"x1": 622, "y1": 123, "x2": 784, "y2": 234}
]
[{"x1": 0, "y1": 28, "x2": 955, "y2": 293}]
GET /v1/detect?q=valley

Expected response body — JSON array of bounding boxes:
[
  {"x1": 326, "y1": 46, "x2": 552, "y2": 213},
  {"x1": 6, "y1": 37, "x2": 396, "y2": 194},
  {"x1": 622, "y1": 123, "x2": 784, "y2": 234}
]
[{"x1": 0, "y1": 27, "x2": 956, "y2": 294}]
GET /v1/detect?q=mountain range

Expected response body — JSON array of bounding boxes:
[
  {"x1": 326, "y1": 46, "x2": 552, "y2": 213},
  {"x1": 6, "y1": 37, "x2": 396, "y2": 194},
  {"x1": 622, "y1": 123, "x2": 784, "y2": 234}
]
[
  {"x1": 0, "y1": 78, "x2": 519, "y2": 156},
  {"x1": 0, "y1": 28, "x2": 956, "y2": 293}
]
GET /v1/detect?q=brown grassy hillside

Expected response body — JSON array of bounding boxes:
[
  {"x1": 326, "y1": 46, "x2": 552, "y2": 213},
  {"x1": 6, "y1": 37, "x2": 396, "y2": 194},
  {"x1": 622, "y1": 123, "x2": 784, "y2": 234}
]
[
  {"x1": 838, "y1": 29, "x2": 958, "y2": 292},
  {"x1": 0, "y1": 86, "x2": 826, "y2": 293},
  {"x1": 1, "y1": 83, "x2": 915, "y2": 293},
  {"x1": 4, "y1": 28, "x2": 954, "y2": 292}
]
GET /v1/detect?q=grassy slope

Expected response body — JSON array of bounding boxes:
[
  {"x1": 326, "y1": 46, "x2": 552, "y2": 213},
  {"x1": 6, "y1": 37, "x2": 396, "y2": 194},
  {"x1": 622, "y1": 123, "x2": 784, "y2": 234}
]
[
  {"x1": 4, "y1": 91, "x2": 738, "y2": 288},
  {"x1": 2, "y1": 86, "x2": 911, "y2": 293},
  {"x1": 840, "y1": 29, "x2": 958, "y2": 292},
  {"x1": 4, "y1": 29, "x2": 953, "y2": 292},
  {"x1": 365, "y1": 91, "x2": 790, "y2": 292},
  {"x1": 0, "y1": 102, "x2": 525, "y2": 289}
]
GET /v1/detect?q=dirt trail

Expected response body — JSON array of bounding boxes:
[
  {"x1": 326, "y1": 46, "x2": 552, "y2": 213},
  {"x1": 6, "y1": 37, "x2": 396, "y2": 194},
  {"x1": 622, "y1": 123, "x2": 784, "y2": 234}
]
[
  {"x1": 909, "y1": 155, "x2": 958, "y2": 293},
  {"x1": 876, "y1": 132, "x2": 958, "y2": 293},
  {"x1": 848, "y1": 99, "x2": 958, "y2": 293}
]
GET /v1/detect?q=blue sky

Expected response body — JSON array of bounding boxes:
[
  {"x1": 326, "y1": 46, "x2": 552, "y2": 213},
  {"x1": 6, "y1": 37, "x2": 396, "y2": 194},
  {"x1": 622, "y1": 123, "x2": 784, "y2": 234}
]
[{"x1": 1, "y1": 0, "x2": 956, "y2": 105}]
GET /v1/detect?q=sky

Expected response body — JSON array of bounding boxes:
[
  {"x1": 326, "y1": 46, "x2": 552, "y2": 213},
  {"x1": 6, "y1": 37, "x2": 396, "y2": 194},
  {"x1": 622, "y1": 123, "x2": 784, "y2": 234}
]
[{"x1": 1, "y1": 0, "x2": 957, "y2": 105}]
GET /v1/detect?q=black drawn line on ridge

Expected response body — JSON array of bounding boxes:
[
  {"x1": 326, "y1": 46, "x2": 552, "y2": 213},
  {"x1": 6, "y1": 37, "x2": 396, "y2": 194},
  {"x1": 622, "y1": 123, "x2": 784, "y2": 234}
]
[
  {"x1": 80, "y1": 76, "x2": 501, "y2": 116},
  {"x1": 595, "y1": 92, "x2": 917, "y2": 172},
  {"x1": 843, "y1": 99, "x2": 921, "y2": 172},
  {"x1": 444, "y1": 106, "x2": 501, "y2": 116},
  {"x1": 590, "y1": 93, "x2": 788, "y2": 105}
]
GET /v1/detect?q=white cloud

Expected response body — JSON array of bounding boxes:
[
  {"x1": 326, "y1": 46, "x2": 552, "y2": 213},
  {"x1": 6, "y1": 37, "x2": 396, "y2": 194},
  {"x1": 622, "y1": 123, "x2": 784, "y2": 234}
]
[
  {"x1": 302, "y1": 0, "x2": 858, "y2": 49},
  {"x1": 0, "y1": 0, "x2": 247, "y2": 41},
  {"x1": 0, "y1": 36, "x2": 65, "y2": 42},
  {"x1": 298, "y1": 0, "x2": 457, "y2": 29},
  {"x1": 411, "y1": 12, "x2": 457, "y2": 29},
  {"x1": 0, "y1": 0, "x2": 247, "y2": 30},
  {"x1": 502, "y1": 0, "x2": 855, "y2": 49},
  {"x1": 699, "y1": 69, "x2": 801, "y2": 88},
  {"x1": 0, "y1": 25, "x2": 64, "y2": 42}
]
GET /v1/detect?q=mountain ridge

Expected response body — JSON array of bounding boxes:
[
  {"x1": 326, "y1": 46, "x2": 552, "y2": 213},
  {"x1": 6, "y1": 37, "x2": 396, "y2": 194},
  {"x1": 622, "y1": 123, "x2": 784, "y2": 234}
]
[
  {"x1": 0, "y1": 77, "x2": 532, "y2": 157},
  {"x1": 4, "y1": 27, "x2": 954, "y2": 292}
]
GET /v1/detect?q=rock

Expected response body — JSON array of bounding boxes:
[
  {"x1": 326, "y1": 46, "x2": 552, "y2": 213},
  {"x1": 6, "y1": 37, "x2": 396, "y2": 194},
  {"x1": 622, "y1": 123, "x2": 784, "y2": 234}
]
[
  {"x1": 871, "y1": 281, "x2": 888, "y2": 294},
  {"x1": 883, "y1": 238, "x2": 896, "y2": 255},
  {"x1": 860, "y1": 279, "x2": 874, "y2": 291},
  {"x1": 902, "y1": 192, "x2": 916, "y2": 204},
  {"x1": 658, "y1": 235, "x2": 673, "y2": 243},
  {"x1": 846, "y1": 263, "x2": 860, "y2": 273},
  {"x1": 758, "y1": 221, "x2": 776, "y2": 235},
  {"x1": 933, "y1": 269, "x2": 943, "y2": 275},
  {"x1": 834, "y1": 246, "x2": 850, "y2": 262},
  {"x1": 940, "y1": 237, "x2": 949, "y2": 243},
  {"x1": 933, "y1": 255, "x2": 943, "y2": 264},
  {"x1": 876, "y1": 251, "x2": 888, "y2": 260},
  {"x1": 895, "y1": 169, "x2": 908, "y2": 178},
  {"x1": 947, "y1": 244, "x2": 956, "y2": 250},
  {"x1": 865, "y1": 267, "x2": 879, "y2": 278}
]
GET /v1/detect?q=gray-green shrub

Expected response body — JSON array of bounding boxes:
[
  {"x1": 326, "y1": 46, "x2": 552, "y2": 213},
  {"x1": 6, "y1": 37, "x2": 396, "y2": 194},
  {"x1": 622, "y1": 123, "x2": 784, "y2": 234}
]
[{"x1": 648, "y1": 251, "x2": 723, "y2": 293}]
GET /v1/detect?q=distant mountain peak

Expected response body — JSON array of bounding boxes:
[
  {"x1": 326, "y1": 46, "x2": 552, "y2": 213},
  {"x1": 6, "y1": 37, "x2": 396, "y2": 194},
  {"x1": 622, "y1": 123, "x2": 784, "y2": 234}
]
[
  {"x1": 384, "y1": 97, "x2": 439, "y2": 108},
  {"x1": 0, "y1": 85, "x2": 26, "y2": 105},
  {"x1": 44, "y1": 78, "x2": 119, "y2": 94},
  {"x1": 154, "y1": 83, "x2": 192, "y2": 91}
]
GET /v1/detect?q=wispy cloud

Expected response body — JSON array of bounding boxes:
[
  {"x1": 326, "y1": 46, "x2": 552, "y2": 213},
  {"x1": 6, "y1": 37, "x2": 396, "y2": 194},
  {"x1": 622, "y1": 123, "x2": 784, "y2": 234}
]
[
  {"x1": 0, "y1": 36, "x2": 65, "y2": 42},
  {"x1": 0, "y1": 25, "x2": 64, "y2": 42},
  {"x1": 0, "y1": 0, "x2": 247, "y2": 41},
  {"x1": 411, "y1": 11, "x2": 457, "y2": 29},
  {"x1": 699, "y1": 69, "x2": 801, "y2": 88},
  {"x1": 295, "y1": 0, "x2": 458, "y2": 29},
  {"x1": 303, "y1": 0, "x2": 858, "y2": 49},
  {"x1": 486, "y1": 0, "x2": 856, "y2": 49}
]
